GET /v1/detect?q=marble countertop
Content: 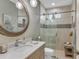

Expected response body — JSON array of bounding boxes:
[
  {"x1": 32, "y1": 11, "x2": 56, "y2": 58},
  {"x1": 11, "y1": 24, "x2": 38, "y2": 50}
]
[{"x1": 0, "y1": 41, "x2": 45, "y2": 59}]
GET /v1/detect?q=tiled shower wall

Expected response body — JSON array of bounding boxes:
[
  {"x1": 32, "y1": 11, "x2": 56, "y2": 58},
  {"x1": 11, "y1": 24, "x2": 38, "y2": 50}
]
[
  {"x1": 40, "y1": 27, "x2": 72, "y2": 50},
  {"x1": 40, "y1": 28, "x2": 57, "y2": 49},
  {"x1": 40, "y1": 5, "x2": 74, "y2": 50}
]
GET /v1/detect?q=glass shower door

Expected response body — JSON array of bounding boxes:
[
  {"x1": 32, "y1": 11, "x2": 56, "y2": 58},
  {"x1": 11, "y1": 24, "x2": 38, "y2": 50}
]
[
  {"x1": 40, "y1": 26, "x2": 57, "y2": 49},
  {"x1": 40, "y1": 14, "x2": 58, "y2": 59}
]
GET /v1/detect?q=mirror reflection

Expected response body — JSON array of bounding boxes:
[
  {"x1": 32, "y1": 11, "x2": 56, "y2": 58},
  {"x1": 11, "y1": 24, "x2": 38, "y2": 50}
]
[{"x1": 0, "y1": 0, "x2": 28, "y2": 32}]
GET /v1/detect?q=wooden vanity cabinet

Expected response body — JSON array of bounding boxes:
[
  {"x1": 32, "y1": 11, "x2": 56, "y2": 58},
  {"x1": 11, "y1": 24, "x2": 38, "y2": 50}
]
[{"x1": 26, "y1": 45, "x2": 45, "y2": 59}]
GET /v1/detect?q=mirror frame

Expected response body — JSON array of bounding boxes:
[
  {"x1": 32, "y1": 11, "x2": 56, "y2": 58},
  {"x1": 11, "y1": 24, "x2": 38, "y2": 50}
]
[{"x1": 0, "y1": 0, "x2": 29, "y2": 37}]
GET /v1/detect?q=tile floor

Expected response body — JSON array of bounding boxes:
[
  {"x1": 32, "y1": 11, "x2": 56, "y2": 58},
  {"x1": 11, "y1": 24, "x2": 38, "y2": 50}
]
[{"x1": 56, "y1": 50, "x2": 73, "y2": 59}]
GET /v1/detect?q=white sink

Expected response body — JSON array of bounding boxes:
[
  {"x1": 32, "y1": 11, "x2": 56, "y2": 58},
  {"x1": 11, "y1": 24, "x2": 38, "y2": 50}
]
[{"x1": 8, "y1": 43, "x2": 33, "y2": 52}]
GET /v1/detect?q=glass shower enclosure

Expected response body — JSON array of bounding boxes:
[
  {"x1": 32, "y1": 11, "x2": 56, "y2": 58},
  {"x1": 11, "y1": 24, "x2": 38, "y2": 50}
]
[
  {"x1": 40, "y1": 14, "x2": 57, "y2": 49},
  {"x1": 40, "y1": 9, "x2": 75, "y2": 59}
]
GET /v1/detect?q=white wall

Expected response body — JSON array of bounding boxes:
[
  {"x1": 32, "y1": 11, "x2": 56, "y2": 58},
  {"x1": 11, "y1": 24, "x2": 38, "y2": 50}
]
[
  {"x1": 40, "y1": 5, "x2": 46, "y2": 24},
  {"x1": 76, "y1": 0, "x2": 79, "y2": 51},
  {"x1": 0, "y1": 0, "x2": 40, "y2": 44},
  {"x1": 23, "y1": 0, "x2": 40, "y2": 38},
  {"x1": 40, "y1": 5, "x2": 46, "y2": 15}
]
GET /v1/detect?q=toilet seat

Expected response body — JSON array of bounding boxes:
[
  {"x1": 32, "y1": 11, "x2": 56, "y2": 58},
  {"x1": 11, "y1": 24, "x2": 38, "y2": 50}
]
[{"x1": 45, "y1": 48, "x2": 55, "y2": 56}]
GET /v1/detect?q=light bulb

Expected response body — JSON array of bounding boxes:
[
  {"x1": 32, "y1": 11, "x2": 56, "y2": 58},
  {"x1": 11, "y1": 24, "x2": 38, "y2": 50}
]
[
  {"x1": 52, "y1": 3, "x2": 55, "y2": 6},
  {"x1": 16, "y1": 1, "x2": 23, "y2": 9},
  {"x1": 30, "y1": 0, "x2": 38, "y2": 7}
]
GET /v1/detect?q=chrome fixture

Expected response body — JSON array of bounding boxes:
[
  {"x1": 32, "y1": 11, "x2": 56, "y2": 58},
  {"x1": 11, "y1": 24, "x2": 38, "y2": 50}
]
[{"x1": 15, "y1": 39, "x2": 24, "y2": 47}]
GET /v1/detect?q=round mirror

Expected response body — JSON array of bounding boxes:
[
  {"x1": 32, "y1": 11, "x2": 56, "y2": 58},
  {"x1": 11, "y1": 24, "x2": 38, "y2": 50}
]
[{"x1": 0, "y1": 0, "x2": 29, "y2": 37}]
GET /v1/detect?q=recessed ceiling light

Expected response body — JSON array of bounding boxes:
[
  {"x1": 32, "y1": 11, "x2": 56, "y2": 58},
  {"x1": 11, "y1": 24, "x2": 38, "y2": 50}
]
[{"x1": 52, "y1": 3, "x2": 55, "y2": 6}]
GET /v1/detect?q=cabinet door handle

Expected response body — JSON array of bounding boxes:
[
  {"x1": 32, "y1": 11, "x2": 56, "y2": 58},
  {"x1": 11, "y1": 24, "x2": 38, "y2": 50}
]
[{"x1": 52, "y1": 56, "x2": 58, "y2": 59}]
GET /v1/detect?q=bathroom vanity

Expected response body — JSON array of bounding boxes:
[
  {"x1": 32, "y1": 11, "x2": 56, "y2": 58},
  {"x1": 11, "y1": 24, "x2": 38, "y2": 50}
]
[
  {"x1": 26, "y1": 45, "x2": 44, "y2": 59},
  {"x1": 0, "y1": 41, "x2": 45, "y2": 59}
]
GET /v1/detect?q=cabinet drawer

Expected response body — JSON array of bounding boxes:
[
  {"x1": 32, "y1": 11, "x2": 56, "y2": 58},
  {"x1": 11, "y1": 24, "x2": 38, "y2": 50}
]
[{"x1": 26, "y1": 45, "x2": 45, "y2": 59}]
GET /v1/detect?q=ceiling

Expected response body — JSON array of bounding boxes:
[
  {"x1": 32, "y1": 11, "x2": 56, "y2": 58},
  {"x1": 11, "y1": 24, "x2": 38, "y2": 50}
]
[
  {"x1": 40, "y1": 0, "x2": 73, "y2": 9},
  {"x1": 10, "y1": 0, "x2": 73, "y2": 9}
]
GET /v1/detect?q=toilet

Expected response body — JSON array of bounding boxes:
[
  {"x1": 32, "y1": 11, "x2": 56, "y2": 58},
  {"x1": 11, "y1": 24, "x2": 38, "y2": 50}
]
[{"x1": 45, "y1": 48, "x2": 55, "y2": 59}]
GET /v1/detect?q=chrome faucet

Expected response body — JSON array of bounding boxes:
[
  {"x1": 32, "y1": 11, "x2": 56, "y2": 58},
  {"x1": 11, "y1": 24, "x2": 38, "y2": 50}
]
[
  {"x1": 15, "y1": 40, "x2": 20, "y2": 47},
  {"x1": 15, "y1": 37, "x2": 26, "y2": 47},
  {"x1": 15, "y1": 39, "x2": 24, "y2": 47}
]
